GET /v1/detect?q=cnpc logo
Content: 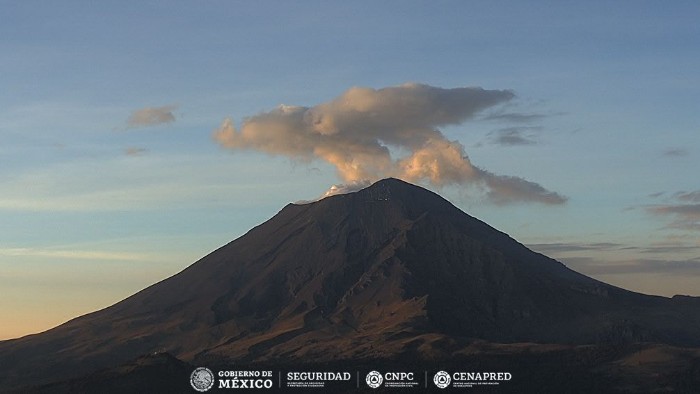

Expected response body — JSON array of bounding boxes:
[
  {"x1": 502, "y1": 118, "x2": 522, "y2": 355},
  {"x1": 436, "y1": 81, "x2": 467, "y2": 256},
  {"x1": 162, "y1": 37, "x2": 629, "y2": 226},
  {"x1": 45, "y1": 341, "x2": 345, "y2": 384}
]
[{"x1": 366, "y1": 370, "x2": 416, "y2": 389}]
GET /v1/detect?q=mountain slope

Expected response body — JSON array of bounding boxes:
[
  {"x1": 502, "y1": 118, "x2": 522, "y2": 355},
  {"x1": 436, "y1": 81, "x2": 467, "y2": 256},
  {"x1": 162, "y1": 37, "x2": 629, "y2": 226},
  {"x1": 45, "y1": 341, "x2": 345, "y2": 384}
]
[{"x1": 1, "y1": 178, "x2": 699, "y2": 390}]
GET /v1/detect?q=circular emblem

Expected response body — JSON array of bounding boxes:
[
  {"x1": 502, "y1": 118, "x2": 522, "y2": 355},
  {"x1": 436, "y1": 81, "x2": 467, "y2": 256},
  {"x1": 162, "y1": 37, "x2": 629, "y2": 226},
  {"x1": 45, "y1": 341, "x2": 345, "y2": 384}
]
[
  {"x1": 366, "y1": 370, "x2": 383, "y2": 388},
  {"x1": 433, "y1": 370, "x2": 451, "y2": 389},
  {"x1": 190, "y1": 367, "x2": 215, "y2": 392}
]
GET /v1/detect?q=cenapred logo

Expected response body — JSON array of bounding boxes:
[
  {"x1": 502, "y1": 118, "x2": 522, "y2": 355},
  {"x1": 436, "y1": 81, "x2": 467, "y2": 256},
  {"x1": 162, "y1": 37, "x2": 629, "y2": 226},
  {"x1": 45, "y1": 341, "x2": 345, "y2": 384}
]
[
  {"x1": 433, "y1": 370, "x2": 451, "y2": 389},
  {"x1": 366, "y1": 370, "x2": 383, "y2": 388},
  {"x1": 190, "y1": 367, "x2": 215, "y2": 392}
]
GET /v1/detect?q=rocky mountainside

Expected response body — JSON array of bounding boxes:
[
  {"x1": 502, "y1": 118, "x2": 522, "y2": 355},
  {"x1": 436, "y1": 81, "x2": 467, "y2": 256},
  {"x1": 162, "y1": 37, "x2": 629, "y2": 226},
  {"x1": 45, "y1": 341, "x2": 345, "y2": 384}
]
[{"x1": 1, "y1": 178, "x2": 699, "y2": 391}]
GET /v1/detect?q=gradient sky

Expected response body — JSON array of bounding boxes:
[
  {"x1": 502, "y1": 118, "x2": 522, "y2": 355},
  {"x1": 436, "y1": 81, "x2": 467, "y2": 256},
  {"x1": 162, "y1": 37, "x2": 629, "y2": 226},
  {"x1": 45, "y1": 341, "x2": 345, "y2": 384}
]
[{"x1": 2, "y1": 1, "x2": 699, "y2": 340}]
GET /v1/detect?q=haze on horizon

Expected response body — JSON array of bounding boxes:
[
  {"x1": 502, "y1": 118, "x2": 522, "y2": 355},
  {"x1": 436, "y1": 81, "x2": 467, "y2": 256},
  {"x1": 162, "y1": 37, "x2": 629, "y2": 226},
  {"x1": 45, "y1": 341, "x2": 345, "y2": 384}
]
[{"x1": 1, "y1": 2, "x2": 699, "y2": 340}]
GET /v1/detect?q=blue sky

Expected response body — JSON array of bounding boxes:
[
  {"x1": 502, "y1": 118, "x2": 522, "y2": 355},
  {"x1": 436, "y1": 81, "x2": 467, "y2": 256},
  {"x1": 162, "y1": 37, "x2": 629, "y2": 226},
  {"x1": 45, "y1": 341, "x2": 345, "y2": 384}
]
[{"x1": 2, "y1": 1, "x2": 699, "y2": 339}]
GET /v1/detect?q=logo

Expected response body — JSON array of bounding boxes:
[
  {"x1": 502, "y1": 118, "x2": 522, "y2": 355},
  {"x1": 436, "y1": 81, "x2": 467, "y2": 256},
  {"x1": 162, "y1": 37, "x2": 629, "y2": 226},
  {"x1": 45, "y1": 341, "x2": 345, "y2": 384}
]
[
  {"x1": 217, "y1": 370, "x2": 274, "y2": 389},
  {"x1": 285, "y1": 371, "x2": 351, "y2": 389},
  {"x1": 366, "y1": 370, "x2": 383, "y2": 388},
  {"x1": 433, "y1": 371, "x2": 451, "y2": 389},
  {"x1": 190, "y1": 367, "x2": 215, "y2": 392},
  {"x1": 381, "y1": 371, "x2": 419, "y2": 388},
  {"x1": 450, "y1": 371, "x2": 512, "y2": 388}
]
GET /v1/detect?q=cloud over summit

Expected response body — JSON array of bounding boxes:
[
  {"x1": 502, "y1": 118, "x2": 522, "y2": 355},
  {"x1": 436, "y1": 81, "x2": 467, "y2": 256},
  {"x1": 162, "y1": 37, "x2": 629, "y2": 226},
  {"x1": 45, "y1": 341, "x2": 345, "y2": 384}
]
[{"x1": 215, "y1": 83, "x2": 566, "y2": 205}]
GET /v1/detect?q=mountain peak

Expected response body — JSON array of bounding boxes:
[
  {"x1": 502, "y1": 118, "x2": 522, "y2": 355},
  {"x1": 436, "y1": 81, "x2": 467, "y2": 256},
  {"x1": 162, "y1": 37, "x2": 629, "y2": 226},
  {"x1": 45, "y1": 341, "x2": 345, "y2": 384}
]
[
  {"x1": 357, "y1": 177, "x2": 434, "y2": 200},
  {"x1": 2, "y1": 178, "x2": 700, "y2": 391},
  {"x1": 297, "y1": 177, "x2": 460, "y2": 224},
  {"x1": 337, "y1": 177, "x2": 437, "y2": 200}
]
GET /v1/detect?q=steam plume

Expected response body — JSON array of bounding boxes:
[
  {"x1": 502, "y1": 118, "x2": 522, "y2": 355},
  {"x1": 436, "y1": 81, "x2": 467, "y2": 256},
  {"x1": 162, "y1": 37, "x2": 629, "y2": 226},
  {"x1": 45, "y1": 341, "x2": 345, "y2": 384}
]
[{"x1": 215, "y1": 83, "x2": 566, "y2": 205}]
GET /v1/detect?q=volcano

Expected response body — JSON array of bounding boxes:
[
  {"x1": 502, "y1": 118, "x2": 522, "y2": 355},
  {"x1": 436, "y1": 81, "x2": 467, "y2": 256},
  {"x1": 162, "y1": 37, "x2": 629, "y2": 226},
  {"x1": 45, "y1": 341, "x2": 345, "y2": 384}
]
[{"x1": 2, "y1": 178, "x2": 700, "y2": 391}]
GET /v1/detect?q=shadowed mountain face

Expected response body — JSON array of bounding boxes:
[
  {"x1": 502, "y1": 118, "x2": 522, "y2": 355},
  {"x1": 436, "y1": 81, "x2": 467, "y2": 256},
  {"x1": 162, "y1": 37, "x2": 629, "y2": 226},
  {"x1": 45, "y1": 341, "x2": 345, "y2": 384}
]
[{"x1": 1, "y1": 178, "x2": 699, "y2": 390}]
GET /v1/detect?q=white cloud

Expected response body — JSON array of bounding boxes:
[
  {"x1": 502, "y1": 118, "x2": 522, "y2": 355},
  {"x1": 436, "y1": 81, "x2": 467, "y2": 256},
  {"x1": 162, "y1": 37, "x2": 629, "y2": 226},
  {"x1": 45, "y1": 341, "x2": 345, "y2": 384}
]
[{"x1": 215, "y1": 83, "x2": 566, "y2": 205}]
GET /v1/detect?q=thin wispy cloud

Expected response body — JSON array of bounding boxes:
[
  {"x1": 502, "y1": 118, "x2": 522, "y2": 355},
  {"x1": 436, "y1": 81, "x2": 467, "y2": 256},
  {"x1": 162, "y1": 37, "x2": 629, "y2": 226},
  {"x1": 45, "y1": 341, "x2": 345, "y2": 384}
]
[
  {"x1": 488, "y1": 127, "x2": 541, "y2": 146},
  {"x1": 528, "y1": 242, "x2": 624, "y2": 254},
  {"x1": 663, "y1": 148, "x2": 689, "y2": 157},
  {"x1": 530, "y1": 241, "x2": 700, "y2": 255},
  {"x1": 563, "y1": 257, "x2": 700, "y2": 276},
  {"x1": 0, "y1": 154, "x2": 287, "y2": 212},
  {"x1": 638, "y1": 244, "x2": 700, "y2": 254},
  {"x1": 482, "y1": 111, "x2": 547, "y2": 123},
  {"x1": 647, "y1": 190, "x2": 700, "y2": 231},
  {"x1": 649, "y1": 204, "x2": 700, "y2": 230},
  {"x1": 214, "y1": 83, "x2": 567, "y2": 205},
  {"x1": 126, "y1": 105, "x2": 177, "y2": 128},
  {"x1": 534, "y1": 237, "x2": 700, "y2": 293},
  {"x1": 125, "y1": 147, "x2": 148, "y2": 156},
  {"x1": 674, "y1": 191, "x2": 700, "y2": 202}
]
